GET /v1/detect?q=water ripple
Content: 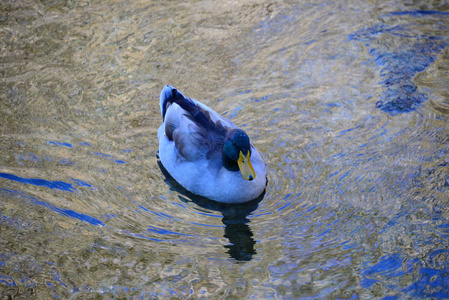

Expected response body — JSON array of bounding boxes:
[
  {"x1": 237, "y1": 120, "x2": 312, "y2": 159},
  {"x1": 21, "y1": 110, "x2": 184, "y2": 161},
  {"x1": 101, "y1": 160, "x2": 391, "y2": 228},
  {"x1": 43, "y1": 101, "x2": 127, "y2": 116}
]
[
  {"x1": 1, "y1": 1, "x2": 449, "y2": 298},
  {"x1": 0, "y1": 173, "x2": 76, "y2": 192}
]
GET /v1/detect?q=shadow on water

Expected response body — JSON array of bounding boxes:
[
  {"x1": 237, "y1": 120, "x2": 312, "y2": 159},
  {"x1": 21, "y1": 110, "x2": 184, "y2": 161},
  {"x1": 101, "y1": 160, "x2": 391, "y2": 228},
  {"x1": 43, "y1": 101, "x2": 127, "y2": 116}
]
[
  {"x1": 157, "y1": 160, "x2": 264, "y2": 262},
  {"x1": 348, "y1": 10, "x2": 449, "y2": 115}
]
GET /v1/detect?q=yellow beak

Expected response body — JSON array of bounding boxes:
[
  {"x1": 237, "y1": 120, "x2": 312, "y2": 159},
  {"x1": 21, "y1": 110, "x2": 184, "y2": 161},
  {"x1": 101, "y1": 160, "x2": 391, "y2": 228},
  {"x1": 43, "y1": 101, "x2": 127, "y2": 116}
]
[{"x1": 237, "y1": 151, "x2": 256, "y2": 181}]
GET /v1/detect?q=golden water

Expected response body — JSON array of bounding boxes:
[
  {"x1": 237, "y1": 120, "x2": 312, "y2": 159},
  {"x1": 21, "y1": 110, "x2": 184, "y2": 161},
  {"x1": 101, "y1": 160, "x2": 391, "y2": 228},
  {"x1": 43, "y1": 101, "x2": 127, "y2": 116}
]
[{"x1": 1, "y1": 0, "x2": 449, "y2": 298}]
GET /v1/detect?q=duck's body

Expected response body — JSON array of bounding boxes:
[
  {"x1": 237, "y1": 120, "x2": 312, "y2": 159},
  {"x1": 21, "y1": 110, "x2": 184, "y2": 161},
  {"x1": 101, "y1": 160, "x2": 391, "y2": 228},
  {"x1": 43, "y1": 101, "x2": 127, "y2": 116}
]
[{"x1": 158, "y1": 85, "x2": 267, "y2": 203}]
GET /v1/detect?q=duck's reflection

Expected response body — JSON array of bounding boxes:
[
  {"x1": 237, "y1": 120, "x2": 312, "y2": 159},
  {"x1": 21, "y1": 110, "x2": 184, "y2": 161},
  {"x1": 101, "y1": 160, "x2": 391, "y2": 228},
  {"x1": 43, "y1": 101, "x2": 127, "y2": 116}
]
[
  {"x1": 189, "y1": 192, "x2": 263, "y2": 261},
  {"x1": 222, "y1": 202, "x2": 259, "y2": 261},
  {"x1": 157, "y1": 160, "x2": 264, "y2": 261}
]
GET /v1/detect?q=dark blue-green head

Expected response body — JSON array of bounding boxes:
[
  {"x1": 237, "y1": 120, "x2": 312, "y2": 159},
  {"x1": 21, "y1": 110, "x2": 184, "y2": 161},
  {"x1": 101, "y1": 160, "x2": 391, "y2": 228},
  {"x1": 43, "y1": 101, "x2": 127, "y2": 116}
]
[{"x1": 223, "y1": 129, "x2": 256, "y2": 181}]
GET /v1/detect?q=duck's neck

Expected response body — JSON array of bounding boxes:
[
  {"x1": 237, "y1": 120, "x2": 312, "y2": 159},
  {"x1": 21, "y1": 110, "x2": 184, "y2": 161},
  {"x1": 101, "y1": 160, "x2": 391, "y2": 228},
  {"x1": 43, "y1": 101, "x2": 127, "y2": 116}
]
[{"x1": 222, "y1": 153, "x2": 239, "y2": 172}]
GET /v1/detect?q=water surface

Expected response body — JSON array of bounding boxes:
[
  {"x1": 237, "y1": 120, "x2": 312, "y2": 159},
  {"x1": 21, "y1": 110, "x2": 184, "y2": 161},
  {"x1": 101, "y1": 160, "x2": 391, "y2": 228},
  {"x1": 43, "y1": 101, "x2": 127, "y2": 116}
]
[{"x1": 1, "y1": 0, "x2": 449, "y2": 298}]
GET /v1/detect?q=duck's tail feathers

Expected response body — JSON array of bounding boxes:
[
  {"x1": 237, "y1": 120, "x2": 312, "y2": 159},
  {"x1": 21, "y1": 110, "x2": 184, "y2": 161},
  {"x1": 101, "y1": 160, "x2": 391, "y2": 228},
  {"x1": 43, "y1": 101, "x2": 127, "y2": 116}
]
[
  {"x1": 160, "y1": 85, "x2": 181, "y2": 119},
  {"x1": 159, "y1": 85, "x2": 211, "y2": 130}
]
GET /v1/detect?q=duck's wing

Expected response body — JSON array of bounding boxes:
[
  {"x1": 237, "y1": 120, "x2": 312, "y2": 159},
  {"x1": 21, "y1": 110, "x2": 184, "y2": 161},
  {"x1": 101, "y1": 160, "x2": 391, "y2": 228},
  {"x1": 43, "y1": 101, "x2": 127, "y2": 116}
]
[{"x1": 160, "y1": 85, "x2": 234, "y2": 162}]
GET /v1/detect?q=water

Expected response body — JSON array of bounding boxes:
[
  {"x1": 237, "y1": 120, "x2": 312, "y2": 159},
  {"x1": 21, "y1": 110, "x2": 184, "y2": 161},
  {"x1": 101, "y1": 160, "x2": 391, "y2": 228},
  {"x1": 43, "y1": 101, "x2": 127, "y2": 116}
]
[{"x1": 1, "y1": 0, "x2": 449, "y2": 298}]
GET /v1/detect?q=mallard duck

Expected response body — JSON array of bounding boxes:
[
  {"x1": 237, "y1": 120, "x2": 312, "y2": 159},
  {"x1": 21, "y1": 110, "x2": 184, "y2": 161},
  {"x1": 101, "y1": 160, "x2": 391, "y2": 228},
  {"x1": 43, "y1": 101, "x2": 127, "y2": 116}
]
[{"x1": 158, "y1": 85, "x2": 267, "y2": 203}]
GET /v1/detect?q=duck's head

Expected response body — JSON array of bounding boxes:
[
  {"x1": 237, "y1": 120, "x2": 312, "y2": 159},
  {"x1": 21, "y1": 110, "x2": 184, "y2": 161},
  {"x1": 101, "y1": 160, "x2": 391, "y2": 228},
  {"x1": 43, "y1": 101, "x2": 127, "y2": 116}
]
[{"x1": 223, "y1": 129, "x2": 256, "y2": 181}]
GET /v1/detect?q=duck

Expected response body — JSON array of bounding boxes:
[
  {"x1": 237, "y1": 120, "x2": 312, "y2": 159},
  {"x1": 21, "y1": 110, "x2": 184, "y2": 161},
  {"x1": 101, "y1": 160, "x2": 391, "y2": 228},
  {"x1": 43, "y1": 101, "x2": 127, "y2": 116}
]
[{"x1": 157, "y1": 85, "x2": 267, "y2": 203}]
